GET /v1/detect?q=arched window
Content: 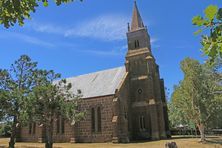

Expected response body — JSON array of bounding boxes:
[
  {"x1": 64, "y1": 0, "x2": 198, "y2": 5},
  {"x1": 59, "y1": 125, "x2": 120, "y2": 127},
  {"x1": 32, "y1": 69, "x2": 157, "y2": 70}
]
[
  {"x1": 33, "y1": 123, "x2": 36, "y2": 135},
  {"x1": 28, "y1": 122, "x2": 36, "y2": 135},
  {"x1": 137, "y1": 40, "x2": 140, "y2": 48},
  {"x1": 56, "y1": 116, "x2": 60, "y2": 134},
  {"x1": 91, "y1": 108, "x2": 95, "y2": 132},
  {"x1": 29, "y1": 123, "x2": 32, "y2": 134},
  {"x1": 97, "y1": 107, "x2": 101, "y2": 132},
  {"x1": 135, "y1": 41, "x2": 137, "y2": 48},
  {"x1": 61, "y1": 118, "x2": 65, "y2": 134},
  {"x1": 56, "y1": 116, "x2": 65, "y2": 134},
  {"x1": 139, "y1": 116, "x2": 146, "y2": 130},
  {"x1": 91, "y1": 106, "x2": 102, "y2": 133}
]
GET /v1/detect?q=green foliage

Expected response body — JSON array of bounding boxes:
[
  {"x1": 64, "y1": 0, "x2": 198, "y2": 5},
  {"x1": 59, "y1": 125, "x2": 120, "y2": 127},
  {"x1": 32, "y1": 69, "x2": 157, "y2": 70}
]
[
  {"x1": 168, "y1": 87, "x2": 195, "y2": 129},
  {"x1": 0, "y1": 55, "x2": 38, "y2": 147},
  {"x1": 0, "y1": 55, "x2": 37, "y2": 123},
  {"x1": 0, "y1": 55, "x2": 84, "y2": 148},
  {"x1": 0, "y1": 121, "x2": 12, "y2": 137},
  {"x1": 0, "y1": 0, "x2": 83, "y2": 28},
  {"x1": 29, "y1": 69, "x2": 84, "y2": 148},
  {"x1": 169, "y1": 58, "x2": 222, "y2": 140},
  {"x1": 205, "y1": 5, "x2": 218, "y2": 20},
  {"x1": 30, "y1": 70, "x2": 84, "y2": 125},
  {"x1": 192, "y1": 5, "x2": 222, "y2": 63}
]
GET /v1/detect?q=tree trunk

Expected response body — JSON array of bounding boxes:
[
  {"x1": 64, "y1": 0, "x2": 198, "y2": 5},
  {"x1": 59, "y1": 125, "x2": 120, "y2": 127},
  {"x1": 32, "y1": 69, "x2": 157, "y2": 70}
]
[
  {"x1": 9, "y1": 116, "x2": 17, "y2": 148},
  {"x1": 197, "y1": 123, "x2": 206, "y2": 142},
  {"x1": 45, "y1": 119, "x2": 53, "y2": 148}
]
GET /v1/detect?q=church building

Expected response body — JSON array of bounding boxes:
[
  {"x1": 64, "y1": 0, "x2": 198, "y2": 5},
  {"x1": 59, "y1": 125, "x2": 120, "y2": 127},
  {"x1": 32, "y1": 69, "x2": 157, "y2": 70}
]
[{"x1": 19, "y1": 2, "x2": 170, "y2": 143}]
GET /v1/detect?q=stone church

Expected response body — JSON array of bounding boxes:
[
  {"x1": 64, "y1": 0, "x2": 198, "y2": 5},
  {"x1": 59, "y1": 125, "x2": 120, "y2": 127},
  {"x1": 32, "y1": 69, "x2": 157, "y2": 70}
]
[{"x1": 19, "y1": 2, "x2": 170, "y2": 143}]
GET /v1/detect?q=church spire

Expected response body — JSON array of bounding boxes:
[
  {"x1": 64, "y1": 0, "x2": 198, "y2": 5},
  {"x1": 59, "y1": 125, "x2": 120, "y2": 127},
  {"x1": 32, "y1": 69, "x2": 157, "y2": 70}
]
[{"x1": 131, "y1": 1, "x2": 144, "y2": 31}]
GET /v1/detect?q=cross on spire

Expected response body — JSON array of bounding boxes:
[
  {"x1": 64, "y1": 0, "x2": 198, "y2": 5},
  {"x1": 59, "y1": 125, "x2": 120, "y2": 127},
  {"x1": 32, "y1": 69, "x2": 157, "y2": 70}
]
[{"x1": 131, "y1": 1, "x2": 145, "y2": 31}]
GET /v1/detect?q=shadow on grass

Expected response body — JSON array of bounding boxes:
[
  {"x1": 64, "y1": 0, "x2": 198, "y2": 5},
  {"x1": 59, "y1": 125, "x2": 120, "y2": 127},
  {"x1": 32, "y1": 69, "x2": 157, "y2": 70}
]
[
  {"x1": 130, "y1": 135, "x2": 222, "y2": 145},
  {"x1": 171, "y1": 136, "x2": 222, "y2": 146},
  {"x1": 129, "y1": 136, "x2": 196, "y2": 143},
  {"x1": 205, "y1": 139, "x2": 222, "y2": 145},
  {"x1": 0, "y1": 146, "x2": 63, "y2": 148}
]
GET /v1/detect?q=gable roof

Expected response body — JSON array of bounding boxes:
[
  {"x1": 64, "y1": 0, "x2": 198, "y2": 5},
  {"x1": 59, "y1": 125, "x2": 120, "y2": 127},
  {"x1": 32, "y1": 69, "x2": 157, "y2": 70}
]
[{"x1": 66, "y1": 66, "x2": 126, "y2": 99}]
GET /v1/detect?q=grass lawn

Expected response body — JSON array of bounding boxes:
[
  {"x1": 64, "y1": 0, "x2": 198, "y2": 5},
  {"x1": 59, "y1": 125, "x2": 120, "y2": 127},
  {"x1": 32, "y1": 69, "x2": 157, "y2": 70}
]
[{"x1": 0, "y1": 136, "x2": 222, "y2": 148}]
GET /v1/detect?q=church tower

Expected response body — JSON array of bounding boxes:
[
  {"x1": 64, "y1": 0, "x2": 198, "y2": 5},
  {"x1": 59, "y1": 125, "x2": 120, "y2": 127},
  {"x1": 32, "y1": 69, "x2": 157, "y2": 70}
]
[{"x1": 125, "y1": 1, "x2": 170, "y2": 140}]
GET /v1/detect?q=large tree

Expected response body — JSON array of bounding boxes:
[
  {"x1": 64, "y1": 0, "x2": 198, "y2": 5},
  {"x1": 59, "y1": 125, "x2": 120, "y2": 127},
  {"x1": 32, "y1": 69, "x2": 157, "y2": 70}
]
[
  {"x1": 192, "y1": 5, "x2": 222, "y2": 63},
  {"x1": 0, "y1": 55, "x2": 37, "y2": 148},
  {"x1": 0, "y1": 0, "x2": 82, "y2": 28},
  {"x1": 30, "y1": 70, "x2": 84, "y2": 148},
  {"x1": 0, "y1": 55, "x2": 84, "y2": 148},
  {"x1": 169, "y1": 58, "x2": 222, "y2": 142}
]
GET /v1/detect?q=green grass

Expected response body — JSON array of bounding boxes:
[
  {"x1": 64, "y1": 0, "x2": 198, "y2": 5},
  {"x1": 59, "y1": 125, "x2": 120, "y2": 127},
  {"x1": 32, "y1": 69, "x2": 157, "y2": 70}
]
[{"x1": 0, "y1": 136, "x2": 222, "y2": 148}]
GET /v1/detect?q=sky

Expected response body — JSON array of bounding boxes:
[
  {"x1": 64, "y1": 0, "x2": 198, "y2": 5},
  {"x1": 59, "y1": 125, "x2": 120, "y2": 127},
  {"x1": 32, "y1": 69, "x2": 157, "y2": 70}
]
[{"x1": 0, "y1": 0, "x2": 221, "y2": 97}]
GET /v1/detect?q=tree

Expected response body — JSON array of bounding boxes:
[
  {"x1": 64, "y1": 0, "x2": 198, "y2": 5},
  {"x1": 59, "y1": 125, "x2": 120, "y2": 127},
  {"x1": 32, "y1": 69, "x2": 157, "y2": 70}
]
[
  {"x1": 168, "y1": 87, "x2": 195, "y2": 129},
  {"x1": 0, "y1": 55, "x2": 37, "y2": 148},
  {"x1": 0, "y1": 0, "x2": 83, "y2": 28},
  {"x1": 192, "y1": 5, "x2": 222, "y2": 63},
  {"x1": 169, "y1": 58, "x2": 222, "y2": 142},
  {"x1": 30, "y1": 70, "x2": 84, "y2": 148}
]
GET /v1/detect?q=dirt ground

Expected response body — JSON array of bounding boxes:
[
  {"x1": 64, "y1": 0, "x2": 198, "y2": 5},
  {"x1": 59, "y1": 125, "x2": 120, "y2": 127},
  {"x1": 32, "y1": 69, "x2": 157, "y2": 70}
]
[{"x1": 0, "y1": 136, "x2": 222, "y2": 148}]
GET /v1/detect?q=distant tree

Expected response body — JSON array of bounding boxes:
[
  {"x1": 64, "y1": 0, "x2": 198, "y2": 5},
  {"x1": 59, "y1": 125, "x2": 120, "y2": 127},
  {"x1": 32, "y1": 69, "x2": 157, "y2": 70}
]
[
  {"x1": 170, "y1": 58, "x2": 222, "y2": 142},
  {"x1": 0, "y1": 0, "x2": 83, "y2": 28},
  {"x1": 192, "y1": 5, "x2": 222, "y2": 63},
  {"x1": 0, "y1": 55, "x2": 37, "y2": 148},
  {"x1": 30, "y1": 70, "x2": 84, "y2": 148},
  {"x1": 168, "y1": 87, "x2": 195, "y2": 129}
]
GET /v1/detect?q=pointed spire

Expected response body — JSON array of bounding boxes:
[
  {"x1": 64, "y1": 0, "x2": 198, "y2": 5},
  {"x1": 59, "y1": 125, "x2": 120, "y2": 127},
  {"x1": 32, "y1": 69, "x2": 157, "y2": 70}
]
[{"x1": 131, "y1": 1, "x2": 145, "y2": 31}]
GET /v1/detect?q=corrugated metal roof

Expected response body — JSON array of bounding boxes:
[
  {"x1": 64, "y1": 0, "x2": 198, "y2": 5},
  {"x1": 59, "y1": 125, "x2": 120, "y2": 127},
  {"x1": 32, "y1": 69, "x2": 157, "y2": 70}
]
[{"x1": 65, "y1": 66, "x2": 126, "y2": 99}]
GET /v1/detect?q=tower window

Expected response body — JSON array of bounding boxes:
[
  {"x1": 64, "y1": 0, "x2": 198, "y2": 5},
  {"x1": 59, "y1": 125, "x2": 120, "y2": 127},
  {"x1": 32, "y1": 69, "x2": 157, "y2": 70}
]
[
  {"x1": 139, "y1": 116, "x2": 146, "y2": 130},
  {"x1": 124, "y1": 106, "x2": 128, "y2": 119},
  {"x1": 134, "y1": 40, "x2": 140, "y2": 48}
]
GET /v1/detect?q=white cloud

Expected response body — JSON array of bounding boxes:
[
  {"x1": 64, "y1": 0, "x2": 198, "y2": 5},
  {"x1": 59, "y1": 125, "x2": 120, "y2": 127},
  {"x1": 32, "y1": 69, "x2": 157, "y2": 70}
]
[
  {"x1": 68, "y1": 45, "x2": 127, "y2": 57},
  {"x1": 58, "y1": 43, "x2": 127, "y2": 57},
  {"x1": 0, "y1": 31, "x2": 54, "y2": 47},
  {"x1": 79, "y1": 49, "x2": 124, "y2": 56},
  {"x1": 65, "y1": 15, "x2": 129, "y2": 41},
  {"x1": 26, "y1": 22, "x2": 64, "y2": 35},
  {"x1": 26, "y1": 16, "x2": 156, "y2": 44},
  {"x1": 27, "y1": 14, "x2": 130, "y2": 42}
]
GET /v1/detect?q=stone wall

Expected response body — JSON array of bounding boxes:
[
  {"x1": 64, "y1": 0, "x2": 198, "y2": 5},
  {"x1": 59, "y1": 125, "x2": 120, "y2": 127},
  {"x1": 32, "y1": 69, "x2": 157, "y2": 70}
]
[
  {"x1": 19, "y1": 95, "x2": 115, "y2": 143},
  {"x1": 115, "y1": 72, "x2": 130, "y2": 142},
  {"x1": 73, "y1": 95, "x2": 114, "y2": 143},
  {"x1": 20, "y1": 124, "x2": 43, "y2": 142}
]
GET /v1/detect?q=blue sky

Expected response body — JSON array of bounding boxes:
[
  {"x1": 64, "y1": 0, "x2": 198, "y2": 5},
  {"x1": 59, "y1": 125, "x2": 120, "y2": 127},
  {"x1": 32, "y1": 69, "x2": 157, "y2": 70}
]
[{"x1": 0, "y1": 0, "x2": 221, "y2": 97}]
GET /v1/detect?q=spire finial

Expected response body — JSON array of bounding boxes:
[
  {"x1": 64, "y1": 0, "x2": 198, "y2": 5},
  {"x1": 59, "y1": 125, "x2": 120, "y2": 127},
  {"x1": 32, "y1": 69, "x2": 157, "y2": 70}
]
[
  {"x1": 131, "y1": 1, "x2": 145, "y2": 31},
  {"x1": 127, "y1": 23, "x2": 130, "y2": 31}
]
